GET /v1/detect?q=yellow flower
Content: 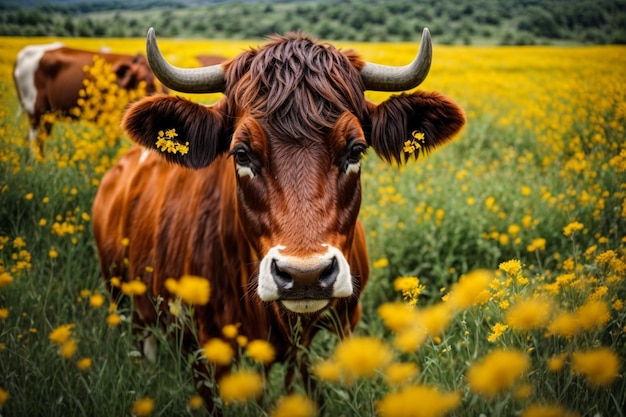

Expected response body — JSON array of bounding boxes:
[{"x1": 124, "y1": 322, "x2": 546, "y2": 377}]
[
  {"x1": 514, "y1": 383, "x2": 533, "y2": 399},
  {"x1": 49, "y1": 324, "x2": 75, "y2": 345},
  {"x1": 131, "y1": 397, "x2": 155, "y2": 417},
  {"x1": 0, "y1": 387, "x2": 8, "y2": 406},
  {"x1": 25, "y1": 192, "x2": 33, "y2": 200},
  {"x1": 271, "y1": 394, "x2": 317, "y2": 417},
  {"x1": 202, "y1": 338, "x2": 234, "y2": 365},
  {"x1": 13, "y1": 237, "x2": 26, "y2": 248},
  {"x1": 415, "y1": 303, "x2": 454, "y2": 336},
  {"x1": 48, "y1": 248, "x2": 59, "y2": 258},
  {"x1": 76, "y1": 357, "x2": 92, "y2": 370},
  {"x1": 571, "y1": 347, "x2": 620, "y2": 386},
  {"x1": 393, "y1": 327, "x2": 429, "y2": 353},
  {"x1": 563, "y1": 221, "x2": 584, "y2": 237},
  {"x1": 246, "y1": 339, "x2": 276, "y2": 364},
  {"x1": 547, "y1": 311, "x2": 579, "y2": 338},
  {"x1": 527, "y1": 238, "x2": 546, "y2": 252},
  {"x1": 487, "y1": 322, "x2": 509, "y2": 342},
  {"x1": 546, "y1": 353, "x2": 568, "y2": 372},
  {"x1": 446, "y1": 269, "x2": 493, "y2": 310},
  {"x1": 393, "y1": 276, "x2": 424, "y2": 304},
  {"x1": 377, "y1": 302, "x2": 418, "y2": 332},
  {"x1": 312, "y1": 360, "x2": 342, "y2": 382},
  {"x1": 0, "y1": 308, "x2": 8, "y2": 320},
  {"x1": 576, "y1": 299, "x2": 610, "y2": 331},
  {"x1": 498, "y1": 259, "x2": 522, "y2": 276},
  {"x1": 60, "y1": 339, "x2": 77, "y2": 359},
  {"x1": 521, "y1": 404, "x2": 580, "y2": 417},
  {"x1": 164, "y1": 275, "x2": 210, "y2": 306},
  {"x1": 377, "y1": 384, "x2": 460, "y2": 417},
  {"x1": 89, "y1": 293, "x2": 105, "y2": 308},
  {"x1": 505, "y1": 298, "x2": 551, "y2": 331},
  {"x1": 373, "y1": 258, "x2": 389, "y2": 269},
  {"x1": 218, "y1": 371, "x2": 264, "y2": 405},
  {"x1": 0, "y1": 272, "x2": 13, "y2": 288},
  {"x1": 467, "y1": 349, "x2": 530, "y2": 397},
  {"x1": 121, "y1": 280, "x2": 147, "y2": 296},
  {"x1": 106, "y1": 313, "x2": 122, "y2": 327},
  {"x1": 334, "y1": 336, "x2": 393, "y2": 379},
  {"x1": 165, "y1": 128, "x2": 178, "y2": 139},
  {"x1": 121, "y1": 237, "x2": 130, "y2": 246},
  {"x1": 384, "y1": 362, "x2": 419, "y2": 386},
  {"x1": 188, "y1": 395, "x2": 203, "y2": 410},
  {"x1": 222, "y1": 324, "x2": 239, "y2": 338}
]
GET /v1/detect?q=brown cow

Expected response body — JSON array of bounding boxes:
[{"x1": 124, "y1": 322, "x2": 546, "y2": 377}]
[
  {"x1": 13, "y1": 43, "x2": 165, "y2": 156},
  {"x1": 92, "y1": 28, "x2": 465, "y2": 412}
]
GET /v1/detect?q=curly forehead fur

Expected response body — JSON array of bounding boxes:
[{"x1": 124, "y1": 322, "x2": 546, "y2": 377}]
[{"x1": 225, "y1": 32, "x2": 370, "y2": 142}]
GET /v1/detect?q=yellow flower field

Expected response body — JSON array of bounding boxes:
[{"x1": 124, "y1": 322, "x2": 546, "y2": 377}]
[{"x1": 0, "y1": 34, "x2": 624, "y2": 416}]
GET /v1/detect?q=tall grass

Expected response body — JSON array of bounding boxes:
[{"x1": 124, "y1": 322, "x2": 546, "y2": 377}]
[{"x1": 0, "y1": 37, "x2": 624, "y2": 417}]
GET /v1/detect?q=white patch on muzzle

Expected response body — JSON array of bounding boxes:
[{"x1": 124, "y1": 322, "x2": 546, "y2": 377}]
[{"x1": 257, "y1": 244, "x2": 353, "y2": 313}]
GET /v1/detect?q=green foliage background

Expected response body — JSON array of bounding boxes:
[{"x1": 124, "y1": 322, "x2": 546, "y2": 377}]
[{"x1": 1, "y1": 0, "x2": 626, "y2": 44}]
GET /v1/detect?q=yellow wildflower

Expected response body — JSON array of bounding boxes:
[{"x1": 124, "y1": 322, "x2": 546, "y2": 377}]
[
  {"x1": 0, "y1": 272, "x2": 13, "y2": 288},
  {"x1": 218, "y1": 371, "x2": 264, "y2": 405},
  {"x1": 165, "y1": 128, "x2": 178, "y2": 139},
  {"x1": 334, "y1": 336, "x2": 393, "y2": 379},
  {"x1": 377, "y1": 302, "x2": 418, "y2": 332},
  {"x1": 312, "y1": 360, "x2": 342, "y2": 382},
  {"x1": 505, "y1": 298, "x2": 551, "y2": 331},
  {"x1": 384, "y1": 362, "x2": 419, "y2": 386},
  {"x1": 373, "y1": 258, "x2": 389, "y2": 269},
  {"x1": 487, "y1": 322, "x2": 509, "y2": 342},
  {"x1": 527, "y1": 238, "x2": 546, "y2": 252},
  {"x1": 48, "y1": 248, "x2": 59, "y2": 259},
  {"x1": 576, "y1": 299, "x2": 610, "y2": 331},
  {"x1": 498, "y1": 259, "x2": 522, "y2": 276},
  {"x1": 202, "y1": 338, "x2": 234, "y2": 365},
  {"x1": 547, "y1": 311, "x2": 580, "y2": 338},
  {"x1": 106, "y1": 313, "x2": 122, "y2": 327},
  {"x1": 546, "y1": 353, "x2": 568, "y2": 372},
  {"x1": 89, "y1": 293, "x2": 105, "y2": 308},
  {"x1": 188, "y1": 395, "x2": 203, "y2": 410},
  {"x1": 446, "y1": 269, "x2": 493, "y2": 310},
  {"x1": 0, "y1": 387, "x2": 8, "y2": 406},
  {"x1": 0, "y1": 308, "x2": 8, "y2": 320},
  {"x1": 467, "y1": 349, "x2": 530, "y2": 397},
  {"x1": 76, "y1": 357, "x2": 92, "y2": 370},
  {"x1": 271, "y1": 394, "x2": 317, "y2": 417},
  {"x1": 121, "y1": 237, "x2": 130, "y2": 246},
  {"x1": 393, "y1": 276, "x2": 424, "y2": 304},
  {"x1": 49, "y1": 324, "x2": 75, "y2": 345},
  {"x1": 377, "y1": 384, "x2": 460, "y2": 417},
  {"x1": 164, "y1": 275, "x2": 210, "y2": 306},
  {"x1": 246, "y1": 339, "x2": 276, "y2": 364},
  {"x1": 563, "y1": 221, "x2": 584, "y2": 237},
  {"x1": 131, "y1": 397, "x2": 155, "y2": 417},
  {"x1": 121, "y1": 280, "x2": 147, "y2": 296},
  {"x1": 60, "y1": 339, "x2": 77, "y2": 359},
  {"x1": 222, "y1": 324, "x2": 239, "y2": 338},
  {"x1": 571, "y1": 348, "x2": 620, "y2": 386},
  {"x1": 415, "y1": 303, "x2": 454, "y2": 337}
]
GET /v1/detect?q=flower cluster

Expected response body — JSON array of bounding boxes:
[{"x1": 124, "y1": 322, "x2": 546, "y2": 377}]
[{"x1": 155, "y1": 128, "x2": 189, "y2": 155}]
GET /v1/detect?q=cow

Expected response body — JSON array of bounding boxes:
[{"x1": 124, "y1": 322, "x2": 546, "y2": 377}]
[
  {"x1": 92, "y1": 27, "x2": 465, "y2": 412},
  {"x1": 13, "y1": 43, "x2": 165, "y2": 156}
]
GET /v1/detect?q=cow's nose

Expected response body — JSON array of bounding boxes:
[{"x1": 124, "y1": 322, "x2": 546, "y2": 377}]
[{"x1": 271, "y1": 257, "x2": 339, "y2": 299}]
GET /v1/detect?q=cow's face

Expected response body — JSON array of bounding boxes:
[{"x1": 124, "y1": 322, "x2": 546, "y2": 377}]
[{"x1": 122, "y1": 30, "x2": 465, "y2": 314}]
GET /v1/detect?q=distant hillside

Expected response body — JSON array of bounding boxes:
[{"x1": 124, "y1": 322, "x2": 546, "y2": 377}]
[{"x1": 1, "y1": 0, "x2": 625, "y2": 44}]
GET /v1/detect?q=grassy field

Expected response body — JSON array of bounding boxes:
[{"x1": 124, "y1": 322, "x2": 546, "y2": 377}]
[{"x1": 0, "y1": 36, "x2": 625, "y2": 417}]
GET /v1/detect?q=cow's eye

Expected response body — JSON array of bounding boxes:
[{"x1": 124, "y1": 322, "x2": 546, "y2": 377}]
[
  {"x1": 229, "y1": 146, "x2": 257, "y2": 179},
  {"x1": 344, "y1": 142, "x2": 367, "y2": 174}
]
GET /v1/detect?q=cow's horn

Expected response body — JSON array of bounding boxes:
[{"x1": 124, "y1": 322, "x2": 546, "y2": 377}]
[
  {"x1": 360, "y1": 28, "x2": 432, "y2": 92},
  {"x1": 146, "y1": 27, "x2": 226, "y2": 93}
]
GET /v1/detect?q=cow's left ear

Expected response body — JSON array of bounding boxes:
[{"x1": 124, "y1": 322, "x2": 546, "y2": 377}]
[
  {"x1": 122, "y1": 95, "x2": 231, "y2": 169},
  {"x1": 367, "y1": 91, "x2": 465, "y2": 164}
]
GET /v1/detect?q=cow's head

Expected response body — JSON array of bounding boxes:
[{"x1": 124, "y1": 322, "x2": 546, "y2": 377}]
[
  {"x1": 122, "y1": 29, "x2": 465, "y2": 314},
  {"x1": 111, "y1": 54, "x2": 164, "y2": 94}
]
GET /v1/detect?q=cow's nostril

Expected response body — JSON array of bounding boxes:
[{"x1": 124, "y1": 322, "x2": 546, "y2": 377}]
[
  {"x1": 271, "y1": 259, "x2": 294, "y2": 290},
  {"x1": 318, "y1": 257, "x2": 338, "y2": 288}
]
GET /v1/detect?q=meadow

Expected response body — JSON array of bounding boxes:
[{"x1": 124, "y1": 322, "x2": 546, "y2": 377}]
[{"x1": 0, "y1": 35, "x2": 624, "y2": 417}]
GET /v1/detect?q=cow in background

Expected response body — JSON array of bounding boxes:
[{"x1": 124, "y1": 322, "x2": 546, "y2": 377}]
[
  {"x1": 93, "y1": 28, "x2": 465, "y2": 412},
  {"x1": 196, "y1": 54, "x2": 227, "y2": 67},
  {"x1": 13, "y1": 43, "x2": 166, "y2": 156}
]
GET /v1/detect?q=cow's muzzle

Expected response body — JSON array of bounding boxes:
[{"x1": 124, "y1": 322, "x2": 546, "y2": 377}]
[{"x1": 257, "y1": 245, "x2": 353, "y2": 313}]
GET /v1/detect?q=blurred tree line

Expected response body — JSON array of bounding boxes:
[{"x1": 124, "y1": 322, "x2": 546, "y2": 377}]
[{"x1": 1, "y1": 0, "x2": 625, "y2": 44}]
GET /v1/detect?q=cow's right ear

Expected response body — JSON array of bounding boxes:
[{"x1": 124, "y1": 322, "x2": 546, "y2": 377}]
[{"x1": 122, "y1": 95, "x2": 231, "y2": 169}]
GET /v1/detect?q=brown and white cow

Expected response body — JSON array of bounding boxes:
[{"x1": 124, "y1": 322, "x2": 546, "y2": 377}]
[
  {"x1": 13, "y1": 43, "x2": 165, "y2": 156},
  {"x1": 92, "y1": 28, "x2": 465, "y2": 410}
]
